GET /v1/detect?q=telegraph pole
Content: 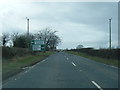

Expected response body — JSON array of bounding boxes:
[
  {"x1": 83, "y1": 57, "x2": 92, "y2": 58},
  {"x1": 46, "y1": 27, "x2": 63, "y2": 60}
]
[
  {"x1": 26, "y1": 17, "x2": 30, "y2": 49},
  {"x1": 109, "y1": 18, "x2": 112, "y2": 49},
  {"x1": 26, "y1": 17, "x2": 29, "y2": 37}
]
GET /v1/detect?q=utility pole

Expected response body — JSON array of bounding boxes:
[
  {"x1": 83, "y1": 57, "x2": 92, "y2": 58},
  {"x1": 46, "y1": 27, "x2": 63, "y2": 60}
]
[
  {"x1": 26, "y1": 17, "x2": 29, "y2": 37},
  {"x1": 26, "y1": 17, "x2": 30, "y2": 49},
  {"x1": 109, "y1": 18, "x2": 112, "y2": 49}
]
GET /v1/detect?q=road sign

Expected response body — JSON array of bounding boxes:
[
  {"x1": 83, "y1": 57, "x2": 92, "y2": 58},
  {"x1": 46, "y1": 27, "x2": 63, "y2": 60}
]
[
  {"x1": 31, "y1": 40, "x2": 44, "y2": 45},
  {"x1": 32, "y1": 45, "x2": 41, "y2": 51},
  {"x1": 31, "y1": 40, "x2": 45, "y2": 51}
]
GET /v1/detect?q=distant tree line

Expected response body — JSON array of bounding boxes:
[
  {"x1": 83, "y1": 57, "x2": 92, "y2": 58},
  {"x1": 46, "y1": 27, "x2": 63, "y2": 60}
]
[{"x1": 1, "y1": 27, "x2": 61, "y2": 51}]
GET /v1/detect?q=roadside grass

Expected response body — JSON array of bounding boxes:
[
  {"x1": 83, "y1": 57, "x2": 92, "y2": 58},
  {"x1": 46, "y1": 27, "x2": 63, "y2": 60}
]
[
  {"x1": 66, "y1": 51, "x2": 119, "y2": 68},
  {"x1": 2, "y1": 51, "x2": 54, "y2": 80}
]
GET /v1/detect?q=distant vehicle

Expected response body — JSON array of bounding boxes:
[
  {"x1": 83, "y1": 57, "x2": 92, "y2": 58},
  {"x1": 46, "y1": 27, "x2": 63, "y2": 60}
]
[{"x1": 56, "y1": 49, "x2": 62, "y2": 52}]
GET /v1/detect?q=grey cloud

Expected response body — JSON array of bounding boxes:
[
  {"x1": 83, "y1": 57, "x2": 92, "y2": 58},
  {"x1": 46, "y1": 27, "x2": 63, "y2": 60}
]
[{"x1": 1, "y1": 2, "x2": 118, "y2": 49}]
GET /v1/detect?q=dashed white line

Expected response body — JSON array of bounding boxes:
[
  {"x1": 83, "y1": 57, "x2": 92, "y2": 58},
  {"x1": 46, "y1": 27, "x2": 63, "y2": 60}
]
[
  {"x1": 25, "y1": 71, "x2": 28, "y2": 73},
  {"x1": 72, "y1": 62, "x2": 76, "y2": 67},
  {"x1": 79, "y1": 70, "x2": 82, "y2": 72},
  {"x1": 91, "y1": 81, "x2": 103, "y2": 90},
  {"x1": 111, "y1": 65, "x2": 117, "y2": 69}
]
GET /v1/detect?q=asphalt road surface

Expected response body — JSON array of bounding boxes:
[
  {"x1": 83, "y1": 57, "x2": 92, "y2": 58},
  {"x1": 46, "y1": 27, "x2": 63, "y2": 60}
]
[{"x1": 3, "y1": 52, "x2": 119, "y2": 89}]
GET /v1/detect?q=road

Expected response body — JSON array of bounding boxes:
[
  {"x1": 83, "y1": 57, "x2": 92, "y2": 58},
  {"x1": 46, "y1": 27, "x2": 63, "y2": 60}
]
[{"x1": 2, "y1": 52, "x2": 119, "y2": 89}]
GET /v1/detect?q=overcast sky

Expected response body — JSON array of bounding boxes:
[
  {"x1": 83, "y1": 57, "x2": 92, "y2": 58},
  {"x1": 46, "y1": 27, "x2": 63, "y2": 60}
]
[{"x1": 0, "y1": 0, "x2": 118, "y2": 49}]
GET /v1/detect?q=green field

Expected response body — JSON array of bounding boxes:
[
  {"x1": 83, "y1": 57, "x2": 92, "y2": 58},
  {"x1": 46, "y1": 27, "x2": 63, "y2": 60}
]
[
  {"x1": 66, "y1": 51, "x2": 119, "y2": 68},
  {"x1": 2, "y1": 51, "x2": 54, "y2": 80}
]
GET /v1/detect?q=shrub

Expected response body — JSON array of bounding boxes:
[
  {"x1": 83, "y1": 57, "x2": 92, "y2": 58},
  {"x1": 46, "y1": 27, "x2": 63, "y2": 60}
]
[{"x1": 2, "y1": 46, "x2": 32, "y2": 59}]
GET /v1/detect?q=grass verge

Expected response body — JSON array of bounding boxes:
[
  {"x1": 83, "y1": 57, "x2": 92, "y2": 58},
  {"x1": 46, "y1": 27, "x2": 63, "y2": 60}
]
[
  {"x1": 2, "y1": 51, "x2": 54, "y2": 80},
  {"x1": 66, "y1": 51, "x2": 119, "y2": 68}
]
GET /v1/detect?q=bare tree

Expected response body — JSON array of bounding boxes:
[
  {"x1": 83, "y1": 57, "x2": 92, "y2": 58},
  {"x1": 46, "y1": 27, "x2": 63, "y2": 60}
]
[
  {"x1": 11, "y1": 32, "x2": 19, "y2": 47},
  {"x1": 76, "y1": 45, "x2": 84, "y2": 49},
  {"x1": 48, "y1": 35, "x2": 61, "y2": 50},
  {"x1": 11, "y1": 32, "x2": 34, "y2": 48},
  {"x1": 8, "y1": 27, "x2": 61, "y2": 49},
  {"x1": 2, "y1": 33, "x2": 10, "y2": 46},
  {"x1": 34, "y1": 28, "x2": 61, "y2": 50},
  {"x1": 0, "y1": 35, "x2": 2, "y2": 46}
]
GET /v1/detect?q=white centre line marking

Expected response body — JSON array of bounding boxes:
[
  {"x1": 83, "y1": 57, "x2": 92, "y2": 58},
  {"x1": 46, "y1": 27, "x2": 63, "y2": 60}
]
[
  {"x1": 25, "y1": 70, "x2": 28, "y2": 73},
  {"x1": 91, "y1": 81, "x2": 103, "y2": 90},
  {"x1": 72, "y1": 62, "x2": 76, "y2": 67},
  {"x1": 79, "y1": 70, "x2": 82, "y2": 72}
]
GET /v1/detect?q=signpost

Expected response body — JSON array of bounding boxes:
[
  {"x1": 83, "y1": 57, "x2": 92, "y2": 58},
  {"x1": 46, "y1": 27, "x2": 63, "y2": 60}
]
[{"x1": 31, "y1": 40, "x2": 45, "y2": 51}]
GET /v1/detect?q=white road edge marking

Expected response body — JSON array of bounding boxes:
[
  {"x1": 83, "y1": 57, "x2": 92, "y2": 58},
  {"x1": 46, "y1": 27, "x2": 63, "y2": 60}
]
[
  {"x1": 72, "y1": 62, "x2": 76, "y2": 67},
  {"x1": 3, "y1": 58, "x2": 48, "y2": 87},
  {"x1": 103, "y1": 63, "x2": 118, "y2": 69},
  {"x1": 91, "y1": 81, "x2": 103, "y2": 90},
  {"x1": 41, "y1": 60, "x2": 46, "y2": 62},
  {"x1": 43, "y1": 60, "x2": 46, "y2": 62}
]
